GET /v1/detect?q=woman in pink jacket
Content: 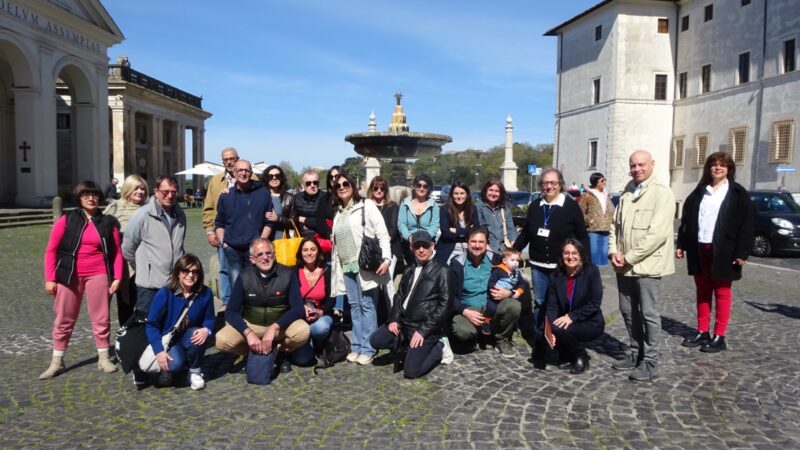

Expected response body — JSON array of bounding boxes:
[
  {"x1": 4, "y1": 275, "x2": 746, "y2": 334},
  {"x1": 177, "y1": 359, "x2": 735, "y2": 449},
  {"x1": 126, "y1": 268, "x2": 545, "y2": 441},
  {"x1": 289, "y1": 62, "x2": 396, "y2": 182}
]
[{"x1": 40, "y1": 181, "x2": 123, "y2": 380}]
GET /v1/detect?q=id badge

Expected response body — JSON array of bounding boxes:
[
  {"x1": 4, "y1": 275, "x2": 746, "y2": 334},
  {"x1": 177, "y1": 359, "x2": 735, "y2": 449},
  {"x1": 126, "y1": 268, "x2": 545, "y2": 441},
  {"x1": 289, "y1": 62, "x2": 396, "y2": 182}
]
[{"x1": 537, "y1": 228, "x2": 551, "y2": 237}]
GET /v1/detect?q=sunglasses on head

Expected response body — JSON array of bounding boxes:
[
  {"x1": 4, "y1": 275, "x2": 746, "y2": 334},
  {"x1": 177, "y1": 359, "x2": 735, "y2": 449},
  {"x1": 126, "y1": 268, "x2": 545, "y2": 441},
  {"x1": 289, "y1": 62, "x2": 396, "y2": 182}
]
[
  {"x1": 336, "y1": 180, "x2": 352, "y2": 190},
  {"x1": 267, "y1": 173, "x2": 281, "y2": 180},
  {"x1": 305, "y1": 180, "x2": 320, "y2": 187}
]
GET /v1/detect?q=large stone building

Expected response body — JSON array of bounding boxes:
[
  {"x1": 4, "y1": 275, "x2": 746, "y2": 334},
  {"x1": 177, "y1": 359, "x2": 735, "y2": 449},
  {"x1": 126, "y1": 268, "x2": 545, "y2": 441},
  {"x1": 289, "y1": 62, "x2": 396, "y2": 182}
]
[
  {"x1": 546, "y1": 0, "x2": 800, "y2": 203},
  {"x1": 1, "y1": 0, "x2": 210, "y2": 206}
]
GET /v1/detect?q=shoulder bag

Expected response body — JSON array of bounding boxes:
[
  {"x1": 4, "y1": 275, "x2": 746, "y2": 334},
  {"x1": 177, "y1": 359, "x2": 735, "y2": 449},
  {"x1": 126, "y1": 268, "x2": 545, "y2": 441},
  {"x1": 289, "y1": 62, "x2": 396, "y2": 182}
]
[
  {"x1": 138, "y1": 299, "x2": 194, "y2": 373},
  {"x1": 358, "y1": 202, "x2": 383, "y2": 271}
]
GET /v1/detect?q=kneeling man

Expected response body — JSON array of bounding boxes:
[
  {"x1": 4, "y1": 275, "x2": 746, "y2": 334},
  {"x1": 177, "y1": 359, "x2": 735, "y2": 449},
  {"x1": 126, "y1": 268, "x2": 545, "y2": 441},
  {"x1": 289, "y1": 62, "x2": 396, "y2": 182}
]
[
  {"x1": 216, "y1": 238, "x2": 310, "y2": 373},
  {"x1": 370, "y1": 231, "x2": 452, "y2": 379}
]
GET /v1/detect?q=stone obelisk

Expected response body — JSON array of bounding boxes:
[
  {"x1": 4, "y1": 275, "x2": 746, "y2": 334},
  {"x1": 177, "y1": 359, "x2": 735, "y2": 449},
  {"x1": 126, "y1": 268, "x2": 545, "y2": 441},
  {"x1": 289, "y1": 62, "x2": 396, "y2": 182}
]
[
  {"x1": 364, "y1": 110, "x2": 381, "y2": 188},
  {"x1": 500, "y1": 115, "x2": 518, "y2": 191}
]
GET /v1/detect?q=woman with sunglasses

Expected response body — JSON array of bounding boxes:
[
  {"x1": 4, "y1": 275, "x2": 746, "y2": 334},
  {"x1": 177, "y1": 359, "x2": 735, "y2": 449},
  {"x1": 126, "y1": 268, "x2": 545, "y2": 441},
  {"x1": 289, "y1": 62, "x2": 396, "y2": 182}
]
[
  {"x1": 368, "y1": 176, "x2": 402, "y2": 320},
  {"x1": 330, "y1": 173, "x2": 392, "y2": 365},
  {"x1": 578, "y1": 172, "x2": 614, "y2": 266},
  {"x1": 262, "y1": 165, "x2": 296, "y2": 240},
  {"x1": 436, "y1": 182, "x2": 480, "y2": 264},
  {"x1": 140, "y1": 254, "x2": 215, "y2": 390},
  {"x1": 41, "y1": 181, "x2": 123, "y2": 379},
  {"x1": 398, "y1": 174, "x2": 440, "y2": 266},
  {"x1": 325, "y1": 165, "x2": 343, "y2": 195}
]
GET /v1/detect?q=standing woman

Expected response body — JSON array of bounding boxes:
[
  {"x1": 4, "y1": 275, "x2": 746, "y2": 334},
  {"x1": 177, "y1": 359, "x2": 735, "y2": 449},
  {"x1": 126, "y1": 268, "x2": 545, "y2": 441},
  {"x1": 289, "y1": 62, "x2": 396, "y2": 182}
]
[
  {"x1": 41, "y1": 181, "x2": 123, "y2": 379},
  {"x1": 513, "y1": 169, "x2": 588, "y2": 326},
  {"x1": 475, "y1": 178, "x2": 518, "y2": 257},
  {"x1": 263, "y1": 165, "x2": 296, "y2": 240},
  {"x1": 326, "y1": 165, "x2": 343, "y2": 195},
  {"x1": 578, "y1": 173, "x2": 614, "y2": 266},
  {"x1": 330, "y1": 172, "x2": 392, "y2": 365},
  {"x1": 436, "y1": 182, "x2": 480, "y2": 264},
  {"x1": 676, "y1": 152, "x2": 754, "y2": 352},
  {"x1": 398, "y1": 174, "x2": 440, "y2": 266},
  {"x1": 368, "y1": 176, "x2": 402, "y2": 307},
  {"x1": 105, "y1": 175, "x2": 149, "y2": 326}
]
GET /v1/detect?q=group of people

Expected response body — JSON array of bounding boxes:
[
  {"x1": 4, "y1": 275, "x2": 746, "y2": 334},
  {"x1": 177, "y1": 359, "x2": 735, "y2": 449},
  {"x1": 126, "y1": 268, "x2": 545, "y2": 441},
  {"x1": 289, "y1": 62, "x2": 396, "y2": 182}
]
[{"x1": 40, "y1": 145, "x2": 754, "y2": 388}]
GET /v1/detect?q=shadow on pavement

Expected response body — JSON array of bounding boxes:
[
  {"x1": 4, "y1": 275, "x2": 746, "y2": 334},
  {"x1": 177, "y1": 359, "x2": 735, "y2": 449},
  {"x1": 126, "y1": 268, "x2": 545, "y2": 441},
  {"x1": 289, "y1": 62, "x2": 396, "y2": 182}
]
[
  {"x1": 660, "y1": 315, "x2": 696, "y2": 339},
  {"x1": 745, "y1": 301, "x2": 800, "y2": 319}
]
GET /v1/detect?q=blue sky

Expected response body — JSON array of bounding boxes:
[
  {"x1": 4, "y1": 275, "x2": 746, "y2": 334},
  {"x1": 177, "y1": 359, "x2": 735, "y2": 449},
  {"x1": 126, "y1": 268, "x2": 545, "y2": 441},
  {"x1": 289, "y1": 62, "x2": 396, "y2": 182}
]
[{"x1": 103, "y1": 0, "x2": 598, "y2": 170}]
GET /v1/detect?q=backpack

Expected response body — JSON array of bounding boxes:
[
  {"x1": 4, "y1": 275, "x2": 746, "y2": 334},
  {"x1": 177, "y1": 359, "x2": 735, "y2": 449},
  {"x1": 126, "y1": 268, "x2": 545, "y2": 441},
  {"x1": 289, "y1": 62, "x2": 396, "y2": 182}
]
[{"x1": 314, "y1": 321, "x2": 351, "y2": 373}]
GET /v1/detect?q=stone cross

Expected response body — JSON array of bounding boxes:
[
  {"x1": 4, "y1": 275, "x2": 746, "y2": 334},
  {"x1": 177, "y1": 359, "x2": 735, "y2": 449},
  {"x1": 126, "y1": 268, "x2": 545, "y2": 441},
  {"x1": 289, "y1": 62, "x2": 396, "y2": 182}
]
[{"x1": 19, "y1": 141, "x2": 30, "y2": 162}]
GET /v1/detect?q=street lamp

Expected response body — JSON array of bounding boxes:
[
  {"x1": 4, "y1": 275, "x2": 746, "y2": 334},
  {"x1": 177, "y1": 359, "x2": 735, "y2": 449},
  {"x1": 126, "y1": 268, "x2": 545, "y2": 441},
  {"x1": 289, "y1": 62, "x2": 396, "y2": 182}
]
[{"x1": 475, "y1": 164, "x2": 482, "y2": 188}]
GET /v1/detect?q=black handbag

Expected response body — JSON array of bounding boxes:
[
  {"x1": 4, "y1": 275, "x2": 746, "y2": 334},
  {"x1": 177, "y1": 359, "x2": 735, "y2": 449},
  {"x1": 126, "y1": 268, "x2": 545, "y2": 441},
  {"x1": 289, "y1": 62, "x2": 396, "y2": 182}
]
[
  {"x1": 358, "y1": 203, "x2": 383, "y2": 271},
  {"x1": 114, "y1": 318, "x2": 150, "y2": 374}
]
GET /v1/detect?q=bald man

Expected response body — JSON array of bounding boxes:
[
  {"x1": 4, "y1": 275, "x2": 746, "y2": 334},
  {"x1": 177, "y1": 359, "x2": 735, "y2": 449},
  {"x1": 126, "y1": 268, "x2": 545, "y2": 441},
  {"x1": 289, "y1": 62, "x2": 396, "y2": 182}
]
[{"x1": 608, "y1": 150, "x2": 675, "y2": 382}]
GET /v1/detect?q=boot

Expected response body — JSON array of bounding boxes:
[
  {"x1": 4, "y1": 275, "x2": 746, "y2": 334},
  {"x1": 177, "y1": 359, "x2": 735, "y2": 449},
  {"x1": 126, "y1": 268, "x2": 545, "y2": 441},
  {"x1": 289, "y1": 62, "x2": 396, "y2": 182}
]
[
  {"x1": 699, "y1": 335, "x2": 727, "y2": 353},
  {"x1": 97, "y1": 350, "x2": 118, "y2": 373},
  {"x1": 39, "y1": 355, "x2": 65, "y2": 380}
]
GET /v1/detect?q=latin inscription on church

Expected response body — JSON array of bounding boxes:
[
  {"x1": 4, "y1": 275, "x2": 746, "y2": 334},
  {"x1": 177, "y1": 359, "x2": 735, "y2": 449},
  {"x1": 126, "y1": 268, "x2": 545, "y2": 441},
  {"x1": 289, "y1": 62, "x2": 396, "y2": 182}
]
[{"x1": 0, "y1": 0, "x2": 101, "y2": 53}]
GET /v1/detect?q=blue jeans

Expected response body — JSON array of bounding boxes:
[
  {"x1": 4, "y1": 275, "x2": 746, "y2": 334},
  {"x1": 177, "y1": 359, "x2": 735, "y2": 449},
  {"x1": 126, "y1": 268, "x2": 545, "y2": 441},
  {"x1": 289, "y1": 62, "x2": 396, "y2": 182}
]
[
  {"x1": 222, "y1": 245, "x2": 248, "y2": 289},
  {"x1": 531, "y1": 266, "x2": 554, "y2": 328},
  {"x1": 292, "y1": 315, "x2": 334, "y2": 365},
  {"x1": 166, "y1": 327, "x2": 213, "y2": 373},
  {"x1": 588, "y1": 232, "x2": 609, "y2": 266},
  {"x1": 218, "y1": 245, "x2": 232, "y2": 305},
  {"x1": 344, "y1": 272, "x2": 378, "y2": 356}
]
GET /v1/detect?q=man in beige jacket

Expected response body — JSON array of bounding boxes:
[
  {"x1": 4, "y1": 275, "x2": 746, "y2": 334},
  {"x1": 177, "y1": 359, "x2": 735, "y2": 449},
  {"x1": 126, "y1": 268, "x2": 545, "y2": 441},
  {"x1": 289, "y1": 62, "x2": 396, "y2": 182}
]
[{"x1": 609, "y1": 150, "x2": 675, "y2": 382}]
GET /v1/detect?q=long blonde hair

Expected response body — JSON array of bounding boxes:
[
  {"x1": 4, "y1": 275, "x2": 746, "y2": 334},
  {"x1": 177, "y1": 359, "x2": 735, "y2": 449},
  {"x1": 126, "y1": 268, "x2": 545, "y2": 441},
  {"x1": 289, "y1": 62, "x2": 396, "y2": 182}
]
[{"x1": 119, "y1": 175, "x2": 148, "y2": 205}]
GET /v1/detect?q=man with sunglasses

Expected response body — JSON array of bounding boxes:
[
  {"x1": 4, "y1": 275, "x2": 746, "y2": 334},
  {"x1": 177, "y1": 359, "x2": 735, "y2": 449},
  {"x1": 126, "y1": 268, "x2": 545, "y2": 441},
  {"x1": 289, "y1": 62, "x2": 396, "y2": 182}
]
[
  {"x1": 215, "y1": 160, "x2": 275, "y2": 292},
  {"x1": 293, "y1": 170, "x2": 333, "y2": 243},
  {"x1": 123, "y1": 175, "x2": 187, "y2": 318},
  {"x1": 369, "y1": 230, "x2": 453, "y2": 378}
]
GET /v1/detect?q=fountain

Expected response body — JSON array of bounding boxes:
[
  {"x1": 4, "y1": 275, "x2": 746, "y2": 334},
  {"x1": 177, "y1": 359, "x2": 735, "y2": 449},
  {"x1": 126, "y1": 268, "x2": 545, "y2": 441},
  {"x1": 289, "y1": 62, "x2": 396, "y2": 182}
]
[{"x1": 345, "y1": 92, "x2": 452, "y2": 188}]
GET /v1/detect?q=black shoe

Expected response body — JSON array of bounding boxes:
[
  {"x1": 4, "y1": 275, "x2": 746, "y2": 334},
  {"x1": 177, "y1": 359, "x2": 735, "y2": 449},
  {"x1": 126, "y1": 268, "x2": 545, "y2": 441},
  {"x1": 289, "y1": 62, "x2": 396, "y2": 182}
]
[
  {"x1": 611, "y1": 353, "x2": 636, "y2": 371},
  {"x1": 570, "y1": 355, "x2": 589, "y2": 374},
  {"x1": 393, "y1": 351, "x2": 406, "y2": 374},
  {"x1": 681, "y1": 331, "x2": 711, "y2": 348},
  {"x1": 156, "y1": 372, "x2": 173, "y2": 387},
  {"x1": 557, "y1": 360, "x2": 573, "y2": 370},
  {"x1": 279, "y1": 358, "x2": 293, "y2": 374},
  {"x1": 699, "y1": 335, "x2": 726, "y2": 353}
]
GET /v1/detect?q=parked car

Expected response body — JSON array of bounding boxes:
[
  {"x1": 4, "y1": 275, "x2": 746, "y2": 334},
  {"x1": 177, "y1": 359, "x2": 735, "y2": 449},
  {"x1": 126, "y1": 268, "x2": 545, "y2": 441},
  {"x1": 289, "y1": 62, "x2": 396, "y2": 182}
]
[
  {"x1": 431, "y1": 185, "x2": 444, "y2": 203},
  {"x1": 507, "y1": 191, "x2": 536, "y2": 208},
  {"x1": 749, "y1": 190, "x2": 800, "y2": 257}
]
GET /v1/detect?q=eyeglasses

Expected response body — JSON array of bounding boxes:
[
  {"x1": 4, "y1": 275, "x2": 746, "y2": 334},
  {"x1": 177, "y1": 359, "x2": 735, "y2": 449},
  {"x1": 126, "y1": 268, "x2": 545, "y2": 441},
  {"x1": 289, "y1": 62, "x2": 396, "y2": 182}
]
[
  {"x1": 330, "y1": 173, "x2": 340, "y2": 179},
  {"x1": 412, "y1": 242, "x2": 432, "y2": 250},
  {"x1": 222, "y1": 157, "x2": 238, "y2": 162},
  {"x1": 180, "y1": 268, "x2": 201, "y2": 276},
  {"x1": 372, "y1": 186, "x2": 386, "y2": 192},
  {"x1": 253, "y1": 251, "x2": 274, "y2": 259},
  {"x1": 80, "y1": 192, "x2": 100, "y2": 199},
  {"x1": 235, "y1": 168, "x2": 252, "y2": 174},
  {"x1": 336, "y1": 181, "x2": 352, "y2": 190},
  {"x1": 542, "y1": 181, "x2": 559, "y2": 186},
  {"x1": 158, "y1": 189, "x2": 178, "y2": 197},
  {"x1": 415, "y1": 183, "x2": 429, "y2": 190},
  {"x1": 267, "y1": 173, "x2": 281, "y2": 180},
  {"x1": 305, "y1": 180, "x2": 320, "y2": 187}
]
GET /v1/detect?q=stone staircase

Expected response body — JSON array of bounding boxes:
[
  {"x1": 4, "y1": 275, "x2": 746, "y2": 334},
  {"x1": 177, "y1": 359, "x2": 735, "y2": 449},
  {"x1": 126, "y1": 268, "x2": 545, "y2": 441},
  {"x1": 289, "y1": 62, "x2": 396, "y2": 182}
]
[{"x1": 0, "y1": 209, "x2": 55, "y2": 229}]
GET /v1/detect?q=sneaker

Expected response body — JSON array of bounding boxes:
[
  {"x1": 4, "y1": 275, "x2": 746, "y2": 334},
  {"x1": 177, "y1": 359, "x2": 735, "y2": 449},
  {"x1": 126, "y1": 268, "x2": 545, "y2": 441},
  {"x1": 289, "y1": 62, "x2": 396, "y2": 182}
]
[
  {"x1": 495, "y1": 339, "x2": 516, "y2": 358},
  {"x1": 346, "y1": 352, "x2": 360, "y2": 363},
  {"x1": 440, "y1": 337, "x2": 454, "y2": 365},
  {"x1": 481, "y1": 321, "x2": 492, "y2": 336},
  {"x1": 189, "y1": 372, "x2": 205, "y2": 390},
  {"x1": 355, "y1": 354, "x2": 374, "y2": 365}
]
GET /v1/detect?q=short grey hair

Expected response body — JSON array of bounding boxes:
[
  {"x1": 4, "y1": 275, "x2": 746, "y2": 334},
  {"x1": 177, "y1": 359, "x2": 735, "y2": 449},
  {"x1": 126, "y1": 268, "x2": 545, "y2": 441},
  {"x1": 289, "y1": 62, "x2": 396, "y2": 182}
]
[
  {"x1": 538, "y1": 168, "x2": 565, "y2": 193},
  {"x1": 249, "y1": 238, "x2": 272, "y2": 256},
  {"x1": 302, "y1": 170, "x2": 319, "y2": 181}
]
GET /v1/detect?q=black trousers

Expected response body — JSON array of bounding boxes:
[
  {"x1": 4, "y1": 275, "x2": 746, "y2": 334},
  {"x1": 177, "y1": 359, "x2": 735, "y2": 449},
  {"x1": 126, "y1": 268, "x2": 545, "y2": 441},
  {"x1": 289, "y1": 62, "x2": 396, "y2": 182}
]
[
  {"x1": 551, "y1": 321, "x2": 604, "y2": 359},
  {"x1": 370, "y1": 325, "x2": 443, "y2": 379}
]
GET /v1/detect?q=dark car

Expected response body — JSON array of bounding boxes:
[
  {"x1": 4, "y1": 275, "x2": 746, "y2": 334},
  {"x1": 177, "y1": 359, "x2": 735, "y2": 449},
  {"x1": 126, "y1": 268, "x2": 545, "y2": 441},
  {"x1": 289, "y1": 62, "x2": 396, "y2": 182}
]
[
  {"x1": 507, "y1": 191, "x2": 536, "y2": 208},
  {"x1": 749, "y1": 190, "x2": 800, "y2": 257}
]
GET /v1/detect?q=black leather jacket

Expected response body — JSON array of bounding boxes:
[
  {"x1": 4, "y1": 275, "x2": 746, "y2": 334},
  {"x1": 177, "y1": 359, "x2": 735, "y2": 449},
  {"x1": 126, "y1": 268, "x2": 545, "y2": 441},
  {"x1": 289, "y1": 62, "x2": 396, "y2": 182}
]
[{"x1": 390, "y1": 258, "x2": 452, "y2": 338}]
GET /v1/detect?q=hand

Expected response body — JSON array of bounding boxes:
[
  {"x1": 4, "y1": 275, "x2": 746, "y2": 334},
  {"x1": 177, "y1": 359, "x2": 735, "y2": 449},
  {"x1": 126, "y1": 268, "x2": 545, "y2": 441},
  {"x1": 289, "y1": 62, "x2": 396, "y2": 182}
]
[
  {"x1": 449, "y1": 228, "x2": 457, "y2": 233},
  {"x1": 462, "y1": 309, "x2": 485, "y2": 327},
  {"x1": 375, "y1": 260, "x2": 390, "y2": 276},
  {"x1": 246, "y1": 331, "x2": 263, "y2": 354},
  {"x1": 675, "y1": 248, "x2": 684, "y2": 259},
  {"x1": 156, "y1": 351, "x2": 172, "y2": 373},
  {"x1": 261, "y1": 324, "x2": 279, "y2": 354},
  {"x1": 44, "y1": 281, "x2": 57, "y2": 296},
  {"x1": 108, "y1": 279, "x2": 121, "y2": 295},
  {"x1": 221, "y1": 187, "x2": 230, "y2": 194},
  {"x1": 611, "y1": 252, "x2": 625, "y2": 268},
  {"x1": 409, "y1": 331, "x2": 424, "y2": 349},
  {"x1": 490, "y1": 287, "x2": 512, "y2": 301},
  {"x1": 733, "y1": 258, "x2": 747, "y2": 266},
  {"x1": 265, "y1": 210, "x2": 278, "y2": 221},
  {"x1": 304, "y1": 305, "x2": 317, "y2": 322},
  {"x1": 388, "y1": 322, "x2": 400, "y2": 335},
  {"x1": 190, "y1": 328, "x2": 209, "y2": 346},
  {"x1": 298, "y1": 216, "x2": 306, "y2": 224},
  {"x1": 206, "y1": 234, "x2": 219, "y2": 247},
  {"x1": 553, "y1": 314, "x2": 573, "y2": 329}
]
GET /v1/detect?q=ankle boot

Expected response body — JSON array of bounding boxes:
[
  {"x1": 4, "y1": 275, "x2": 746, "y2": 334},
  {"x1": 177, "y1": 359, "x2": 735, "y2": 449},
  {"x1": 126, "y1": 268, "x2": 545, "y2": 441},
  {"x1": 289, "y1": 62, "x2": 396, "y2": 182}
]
[
  {"x1": 39, "y1": 355, "x2": 65, "y2": 380},
  {"x1": 681, "y1": 331, "x2": 710, "y2": 348},
  {"x1": 700, "y1": 335, "x2": 726, "y2": 353},
  {"x1": 97, "y1": 351, "x2": 118, "y2": 373}
]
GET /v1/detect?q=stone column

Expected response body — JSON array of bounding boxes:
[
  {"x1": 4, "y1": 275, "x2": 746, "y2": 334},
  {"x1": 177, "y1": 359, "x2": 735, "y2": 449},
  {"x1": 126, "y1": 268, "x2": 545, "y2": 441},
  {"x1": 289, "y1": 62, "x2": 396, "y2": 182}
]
[
  {"x1": 150, "y1": 115, "x2": 163, "y2": 181},
  {"x1": 110, "y1": 104, "x2": 126, "y2": 182},
  {"x1": 176, "y1": 123, "x2": 186, "y2": 193},
  {"x1": 365, "y1": 157, "x2": 381, "y2": 188},
  {"x1": 126, "y1": 108, "x2": 137, "y2": 176},
  {"x1": 500, "y1": 115, "x2": 518, "y2": 191}
]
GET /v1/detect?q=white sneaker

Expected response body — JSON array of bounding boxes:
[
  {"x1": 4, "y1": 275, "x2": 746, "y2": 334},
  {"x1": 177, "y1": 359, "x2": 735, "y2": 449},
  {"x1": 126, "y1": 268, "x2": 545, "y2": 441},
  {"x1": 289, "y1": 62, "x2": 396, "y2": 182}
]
[
  {"x1": 440, "y1": 337, "x2": 454, "y2": 365},
  {"x1": 346, "y1": 352, "x2": 360, "y2": 363},
  {"x1": 189, "y1": 372, "x2": 205, "y2": 391},
  {"x1": 356, "y1": 354, "x2": 374, "y2": 365}
]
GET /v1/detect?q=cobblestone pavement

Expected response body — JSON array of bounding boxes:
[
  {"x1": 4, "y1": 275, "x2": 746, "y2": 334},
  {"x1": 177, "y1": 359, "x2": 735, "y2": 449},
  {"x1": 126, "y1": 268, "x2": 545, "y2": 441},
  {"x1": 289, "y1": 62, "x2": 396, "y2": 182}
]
[{"x1": 1, "y1": 210, "x2": 799, "y2": 449}]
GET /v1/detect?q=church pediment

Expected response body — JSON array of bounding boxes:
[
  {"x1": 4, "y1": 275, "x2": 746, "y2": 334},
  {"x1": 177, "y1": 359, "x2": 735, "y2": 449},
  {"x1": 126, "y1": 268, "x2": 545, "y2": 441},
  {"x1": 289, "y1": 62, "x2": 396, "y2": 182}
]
[{"x1": 44, "y1": 0, "x2": 124, "y2": 44}]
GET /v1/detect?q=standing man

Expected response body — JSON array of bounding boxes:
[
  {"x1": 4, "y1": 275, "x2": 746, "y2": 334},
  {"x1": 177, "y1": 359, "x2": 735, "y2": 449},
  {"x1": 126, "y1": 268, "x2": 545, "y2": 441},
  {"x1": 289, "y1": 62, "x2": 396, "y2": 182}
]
[
  {"x1": 104, "y1": 178, "x2": 119, "y2": 203},
  {"x1": 609, "y1": 150, "x2": 675, "y2": 382},
  {"x1": 122, "y1": 175, "x2": 186, "y2": 317},
  {"x1": 449, "y1": 227, "x2": 522, "y2": 357},
  {"x1": 215, "y1": 160, "x2": 274, "y2": 289},
  {"x1": 203, "y1": 147, "x2": 239, "y2": 306},
  {"x1": 293, "y1": 170, "x2": 332, "y2": 240}
]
